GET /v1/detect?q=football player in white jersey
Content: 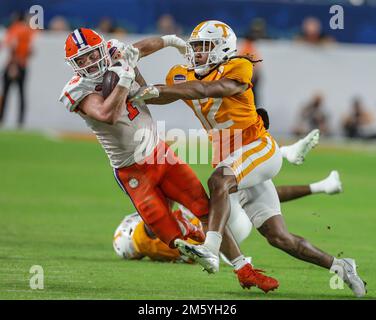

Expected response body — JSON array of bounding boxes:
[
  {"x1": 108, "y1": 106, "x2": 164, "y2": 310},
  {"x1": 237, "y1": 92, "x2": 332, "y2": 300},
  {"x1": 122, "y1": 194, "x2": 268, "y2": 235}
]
[
  {"x1": 59, "y1": 28, "x2": 283, "y2": 292},
  {"x1": 59, "y1": 28, "x2": 212, "y2": 251}
]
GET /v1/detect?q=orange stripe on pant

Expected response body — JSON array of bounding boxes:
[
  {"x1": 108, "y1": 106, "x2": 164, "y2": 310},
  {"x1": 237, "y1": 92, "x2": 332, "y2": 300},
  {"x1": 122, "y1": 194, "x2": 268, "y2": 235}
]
[
  {"x1": 230, "y1": 136, "x2": 268, "y2": 173},
  {"x1": 236, "y1": 137, "x2": 276, "y2": 183}
]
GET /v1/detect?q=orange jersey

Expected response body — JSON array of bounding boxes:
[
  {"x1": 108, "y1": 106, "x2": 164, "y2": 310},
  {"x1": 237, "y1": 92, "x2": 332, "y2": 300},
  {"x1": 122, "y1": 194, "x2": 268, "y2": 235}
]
[
  {"x1": 165, "y1": 58, "x2": 266, "y2": 164},
  {"x1": 4, "y1": 21, "x2": 36, "y2": 67},
  {"x1": 132, "y1": 216, "x2": 202, "y2": 262}
]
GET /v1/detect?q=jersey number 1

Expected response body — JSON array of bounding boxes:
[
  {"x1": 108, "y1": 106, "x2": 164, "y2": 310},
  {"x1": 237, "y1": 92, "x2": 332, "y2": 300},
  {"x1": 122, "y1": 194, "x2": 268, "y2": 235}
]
[{"x1": 127, "y1": 101, "x2": 140, "y2": 121}]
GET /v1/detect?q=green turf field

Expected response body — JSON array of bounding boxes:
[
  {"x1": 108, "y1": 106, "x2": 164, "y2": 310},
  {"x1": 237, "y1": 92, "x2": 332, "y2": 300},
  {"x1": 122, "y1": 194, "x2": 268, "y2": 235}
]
[{"x1": 0, "y1": 131, "x2": 375, "y2": 299}]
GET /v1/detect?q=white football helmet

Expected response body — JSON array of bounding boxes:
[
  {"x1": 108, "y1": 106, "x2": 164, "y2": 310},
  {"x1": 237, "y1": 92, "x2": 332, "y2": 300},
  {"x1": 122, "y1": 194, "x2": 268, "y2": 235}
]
[
  {"x1": 186, "y1": 20, "x2": 237, "y2": 76},
  {"x1": 113, "y1": 213, "x2": 144, "y2": 260}
]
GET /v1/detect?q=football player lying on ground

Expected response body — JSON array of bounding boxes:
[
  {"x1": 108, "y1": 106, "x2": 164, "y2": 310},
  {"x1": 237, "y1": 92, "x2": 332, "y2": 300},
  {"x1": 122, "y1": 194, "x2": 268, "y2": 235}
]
[
  {"x1": 58, "y1": 28, "x2": 291, "y2": 293},
  {"x1": 113, "y1": 170, "x2": 343, "y2": 262},
  {"x1": 131, "y1": 20, "x2": 367, "y2": 297}
]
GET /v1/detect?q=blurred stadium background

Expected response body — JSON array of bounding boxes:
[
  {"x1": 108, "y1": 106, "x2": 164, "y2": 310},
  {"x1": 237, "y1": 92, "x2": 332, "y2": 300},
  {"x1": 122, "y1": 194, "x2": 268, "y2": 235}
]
[{"x1": 0, "y1": 0, "x2": 375, "y2": 299}]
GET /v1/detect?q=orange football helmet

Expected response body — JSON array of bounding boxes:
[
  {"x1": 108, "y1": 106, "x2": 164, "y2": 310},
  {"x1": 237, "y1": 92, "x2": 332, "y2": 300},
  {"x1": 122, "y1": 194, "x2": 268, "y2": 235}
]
[{"x1": 64, "y1": 28, "x2": 109, "y2": 79}]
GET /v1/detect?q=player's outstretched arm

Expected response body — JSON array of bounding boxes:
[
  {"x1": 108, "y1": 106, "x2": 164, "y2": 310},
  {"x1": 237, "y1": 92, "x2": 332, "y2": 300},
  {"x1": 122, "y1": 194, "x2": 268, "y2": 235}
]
[
  {"x1": 133, "y1": 35, "x2": 186, "y2": 58},
  {"x1": 132, "y1": 78, "x2": 248, "y2": 105},
  {"x1": 109, "y1": 35, "x2": 185, "y2": 70},
  {"x1": 159, "y1": 78, "x2": 248, "y2": 99}
]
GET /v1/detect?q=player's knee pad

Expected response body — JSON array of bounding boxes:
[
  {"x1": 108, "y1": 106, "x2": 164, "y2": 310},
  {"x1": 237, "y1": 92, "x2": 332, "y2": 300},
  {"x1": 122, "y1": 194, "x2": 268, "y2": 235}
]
[{"x1": 228, "y1": 194, "x2": 252, "y2": 245}]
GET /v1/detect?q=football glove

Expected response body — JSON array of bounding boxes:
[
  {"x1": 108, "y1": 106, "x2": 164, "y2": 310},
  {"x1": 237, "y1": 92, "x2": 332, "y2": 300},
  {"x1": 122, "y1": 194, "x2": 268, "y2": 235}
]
[
  {"x1": 130, "y1": 85, "x2": 160, "y2": 102},
  {"x1": 108, "y1": 39, "x2": 140, "y2": 68},
  {"x1": 108, "y1": 59, "x2": 135, "y2": 89}
]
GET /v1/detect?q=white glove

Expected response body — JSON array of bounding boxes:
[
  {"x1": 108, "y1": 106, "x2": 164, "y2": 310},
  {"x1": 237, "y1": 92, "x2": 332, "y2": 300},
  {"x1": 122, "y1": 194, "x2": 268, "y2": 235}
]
[
  {"x1": 108, "y1": 39, "x2": 140, "y2": 68},
  {"x1": 108, "y1": 59, "x2": 135, "y2": 89},
  {"x1": 123, "y1": 45, "x2": 140, "y2": 68},
  {"x1": 130, "y1": 85, "x2": 160, "y2": 102},
  {"x1": 108, "y1": 39, "x2": 126, "y2": 63},
  {"x1": 161, "y1": 34, "x2": 187, "y2": 55}
]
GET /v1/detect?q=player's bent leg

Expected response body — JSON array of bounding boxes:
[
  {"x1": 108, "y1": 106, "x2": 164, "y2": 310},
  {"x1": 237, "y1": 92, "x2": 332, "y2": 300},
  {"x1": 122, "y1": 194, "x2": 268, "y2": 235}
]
[
  {"x1": 160, "y1": 144, "x2": 209, "y2": 217},
  {"x1": 258, "y1": 215, "x2": 334, "y2": 268},
  {"x1": 276, "y1": 170, "x2": 343, "y2": 202},
  {"x1": 114, "y1": 167, "x2": 182, "y2": 248},
  {"x1": 183, "y1": 167, "x2": 238, "y2": 271},
  {"x1": 133, "y1": 188, "x2": 182, "y2": 248},
  {"x1": 179, "y1": 135, "x2": 282, "y2": 274},
  {"x1": 276, "y1": 185, "x2": 312, "y2": 202},
  {"x1": 207, "y1": 167, "x2": 238, "y2": 235},
  {"x1": 203, "y1": 133, "x2": 281, "y2": 248},
  {"x1": 227, "y1": 193, "x2": 253, "y2": 244},
  {"x1": 257, "y1": 215, "x2": 367, "y2": 297}
]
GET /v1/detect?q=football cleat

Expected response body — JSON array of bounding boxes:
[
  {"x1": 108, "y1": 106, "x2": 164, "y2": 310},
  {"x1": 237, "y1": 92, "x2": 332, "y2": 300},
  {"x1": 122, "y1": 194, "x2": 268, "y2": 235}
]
[
  {"x1": 174, "y1": 239, "x2": 219, "y2": 273},
  {"x1": 284, "y1": 129, "x2": 320, "y2": 165},
  {"x1": 172, "y1": 210, "x2": 205, "y2": 243},
  {"x1": 321, "y1": 170, "x2": 343, "y2": 194},
  {"x1": 235, "y1": 263, "x2": 279, "y2": 293},
  {"x1": 336, "y1": 258, "x2": 367, "y2": 298}
]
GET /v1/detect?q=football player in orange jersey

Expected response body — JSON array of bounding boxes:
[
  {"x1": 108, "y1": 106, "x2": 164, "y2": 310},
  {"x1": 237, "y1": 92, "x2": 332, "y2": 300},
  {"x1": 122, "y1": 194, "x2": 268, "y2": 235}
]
[{"x1": 132, "y1": 20, "x2": 366, "y2": 297}]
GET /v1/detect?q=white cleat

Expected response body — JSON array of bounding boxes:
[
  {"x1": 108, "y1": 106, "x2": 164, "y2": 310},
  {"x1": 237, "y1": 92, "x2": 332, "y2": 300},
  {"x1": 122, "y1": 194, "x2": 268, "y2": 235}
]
[
  {"x1": 174, "y1": 239, "x2": 219, "y2": 274},
  {"x1": 284, "y1": 129, "x2": 320, "y2": 165},
  {"x1": 337, "y1": 258, "x2": 367, "y2": 298},
  {"x1": 322, "y1": 170, "x2": 343, "y2": 194}
]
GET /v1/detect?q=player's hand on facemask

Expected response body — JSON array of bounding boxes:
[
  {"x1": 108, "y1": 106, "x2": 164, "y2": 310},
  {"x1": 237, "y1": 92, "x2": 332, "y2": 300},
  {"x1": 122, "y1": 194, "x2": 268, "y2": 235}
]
[
  {"x1": 123, "y1": 45, "x2": 140, "y2": 68},
  {"x1": 161, "y1": 35, "x2": 187, "y2": 55},
  {"x1": 130, "y1": 85, "x2": 160, "y2": 102},
  {"x1": 108, "y1": 39, "x2": 140, "y2": 68},
  {"x1": 108, "y1": 59, "x2": 135, "y2": 89}
]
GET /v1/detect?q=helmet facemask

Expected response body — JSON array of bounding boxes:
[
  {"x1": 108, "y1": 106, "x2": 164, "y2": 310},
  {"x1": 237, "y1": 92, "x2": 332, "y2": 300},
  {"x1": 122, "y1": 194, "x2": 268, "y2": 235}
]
[
  {"x1": 186, "y1": 37, "x2": 236, "y2": 76},
  {"x1": 66, "y1": 41, "x2": 110, "y2": 80}
]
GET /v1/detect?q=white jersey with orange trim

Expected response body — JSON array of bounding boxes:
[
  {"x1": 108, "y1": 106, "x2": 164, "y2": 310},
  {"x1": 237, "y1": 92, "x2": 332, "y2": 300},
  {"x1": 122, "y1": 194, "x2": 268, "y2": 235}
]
[{"x1": 59, "y1": 75, "x2": 159, "y2": 168}]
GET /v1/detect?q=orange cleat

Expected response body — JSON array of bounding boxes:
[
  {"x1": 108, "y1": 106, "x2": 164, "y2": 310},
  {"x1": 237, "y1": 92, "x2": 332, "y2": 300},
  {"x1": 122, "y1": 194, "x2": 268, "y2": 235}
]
[
  {"x1": 235, "y1": 263, "x2": 279, "y2": 293},
  {"x1": 172, "y1": 209, "x2": 205, "y2": 243}
]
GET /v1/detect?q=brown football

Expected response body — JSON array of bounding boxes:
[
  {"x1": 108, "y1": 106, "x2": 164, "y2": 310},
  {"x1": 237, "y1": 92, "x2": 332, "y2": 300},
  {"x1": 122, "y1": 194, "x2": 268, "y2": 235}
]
[{"x1": 102, "y1": 69, "x2": 119, "y2": 99}]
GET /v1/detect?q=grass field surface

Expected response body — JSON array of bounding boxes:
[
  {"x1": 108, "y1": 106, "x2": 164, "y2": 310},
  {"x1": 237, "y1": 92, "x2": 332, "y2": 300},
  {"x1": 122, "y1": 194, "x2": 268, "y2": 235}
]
[{"x1": 0, "y1": 131, "x2": 375, "y2": 299}]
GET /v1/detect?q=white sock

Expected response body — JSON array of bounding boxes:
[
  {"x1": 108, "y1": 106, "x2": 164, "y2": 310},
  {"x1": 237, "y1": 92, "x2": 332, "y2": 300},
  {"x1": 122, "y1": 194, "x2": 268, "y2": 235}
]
[
  {"x1": 279, "y1": 145, "x2": 290, "y2": 159},
  {"x1": 309, "y1": 179, "x2": 326, "y2": 193},
  {"x1": 231, "y1": 255, "x2": 249, "y2": 271},
  {"x1": 203, "y1": 231, "x2": 222, "y2": 255},
  {"x1": 331, "y1": 257, "x2": 341, "y2": 269}
]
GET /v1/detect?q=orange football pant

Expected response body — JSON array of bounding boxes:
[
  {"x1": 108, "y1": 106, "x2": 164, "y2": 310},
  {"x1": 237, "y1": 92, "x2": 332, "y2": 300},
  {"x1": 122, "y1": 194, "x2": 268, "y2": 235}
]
[{"x1": 114, "y1": 141, "x2": 209, "y2": 248}]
